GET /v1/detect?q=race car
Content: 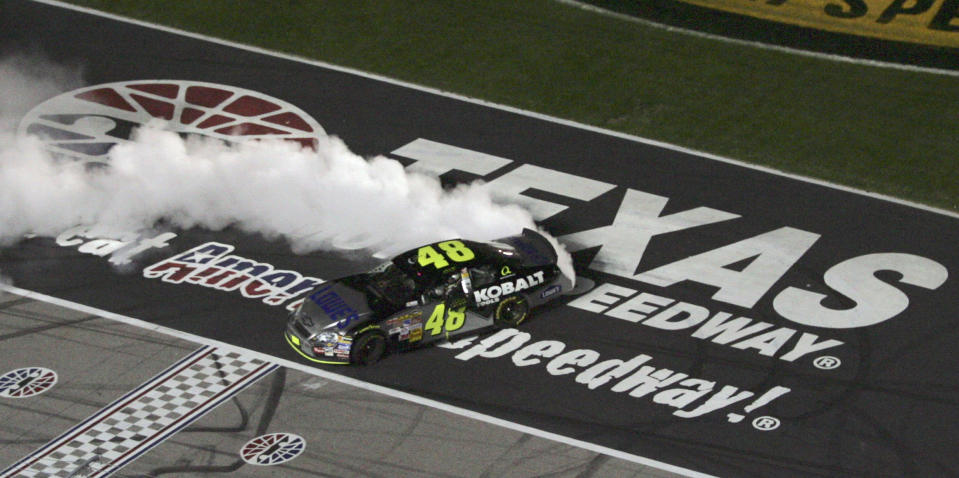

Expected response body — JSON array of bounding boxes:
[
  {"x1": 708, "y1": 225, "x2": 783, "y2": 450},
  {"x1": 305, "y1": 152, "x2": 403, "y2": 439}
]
[{"x1": 285, "y1": 228, "x2": 573, "y2": 365}]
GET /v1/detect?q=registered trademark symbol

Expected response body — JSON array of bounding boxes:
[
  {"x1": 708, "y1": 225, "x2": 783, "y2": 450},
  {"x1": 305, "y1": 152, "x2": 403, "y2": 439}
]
[
  {"x1": 813, "y1": 355, "x2": 841, "y2": 370},
  {"x1": 752, "y1": 416, "x2": 780, "y2": 431}
]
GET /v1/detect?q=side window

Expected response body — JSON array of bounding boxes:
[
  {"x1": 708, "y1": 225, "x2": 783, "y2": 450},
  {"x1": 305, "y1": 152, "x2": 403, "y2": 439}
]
[
  {"x1": 427, "y1": 270, "x2": 459, "y2": 300},
  {"x1": 469, "y1": 265, "x2": 496, "y2": 288}
]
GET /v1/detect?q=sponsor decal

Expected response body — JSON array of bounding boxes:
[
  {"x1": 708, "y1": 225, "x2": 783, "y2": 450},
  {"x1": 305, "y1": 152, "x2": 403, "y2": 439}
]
[
  {"x1": 0, "y1": 367, "x2": 57, "y2": 398},
  {"x1": 410, "y1": 327, "x2": 424, "y2": 342},
  {"x1": 143, "y1": 242, "x2": 325, "y2": 311},
  {"x1": 540, "y1": 285, "x2": 561, "y2": 299},
  {"x1": 677, "y1": 0, "x2": 959, "y2": 48},
  {"x1": 387, "y1": 312, "x2": 424, "y2": 339},
  {"x1": 19, "y1": 80, "x2": 323, "y2": 165},
  {"x1": 500, "y1": 265, "x2": 513, "y2": 277},
  {"x1": 385, "y1": 311, "x2": 423, "y2": 329},
  {"x1": 308, "y1": 286, "x2": 360, "y2": 329},
  {"x1": 240, "y1": 433, "x2": 306, "y2": 466},
  {"x1": 474, "y1": 271, "x2": 545, "y2": 306},
  {"x1": 448, "y1": 329, "x2": 792, "y2": 422}
]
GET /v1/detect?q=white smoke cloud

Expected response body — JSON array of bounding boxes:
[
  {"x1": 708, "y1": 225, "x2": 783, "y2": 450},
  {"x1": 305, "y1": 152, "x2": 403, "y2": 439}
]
[
  {"x1": 0, "y1": 55, "x2": 575, "y2": 283},
  {"x1": 0, "y1": 52, "x2": 83, "y2": 132},
  {"x1": 0, "y1": 53, "x2": 83, "y2": 285}
]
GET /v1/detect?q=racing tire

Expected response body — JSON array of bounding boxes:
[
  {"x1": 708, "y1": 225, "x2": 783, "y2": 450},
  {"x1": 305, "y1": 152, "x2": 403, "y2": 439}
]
[
  {"x1": 351, "y1": 330, "x2": 387, "y2": 366},
  {"x1": 493, "y1": 296, "x2": 530, "y2": 327}
]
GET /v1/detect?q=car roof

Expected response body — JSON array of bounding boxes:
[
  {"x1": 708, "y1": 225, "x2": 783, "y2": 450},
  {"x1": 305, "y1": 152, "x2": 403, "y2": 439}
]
[{"x1": 391, "y1": 239, "x2": 521, "y2": 286}]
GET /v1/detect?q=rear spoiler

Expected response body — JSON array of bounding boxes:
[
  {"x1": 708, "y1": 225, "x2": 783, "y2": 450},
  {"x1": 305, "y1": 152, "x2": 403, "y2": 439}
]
[{"x1": 515, "y1": 228, "x2": 558, "y2": 265}]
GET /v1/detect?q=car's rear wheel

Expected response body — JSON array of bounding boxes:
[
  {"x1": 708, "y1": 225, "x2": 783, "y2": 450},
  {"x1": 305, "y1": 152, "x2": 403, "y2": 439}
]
[
  {"x1": 494, "y1": 296, "x2": 530, "y2": 327},
  {"x1": 350, "y1": 330, "x2": 387, "y2": 366}
]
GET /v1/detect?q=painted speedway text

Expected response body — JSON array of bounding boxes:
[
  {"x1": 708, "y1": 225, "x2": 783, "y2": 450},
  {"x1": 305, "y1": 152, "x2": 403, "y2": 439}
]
[
  {"x1": 443, "y1": 328, "x2": 792, "y2": 421},
  {"x1": 392, "y1": 138, "x2": 949, "y2": 331},
  {"x1": 143, "y1": 242, "x2": 324, "y2": 311},
  {"x1": 569, "y1": 283, "x2": 843, "y2": 362}
]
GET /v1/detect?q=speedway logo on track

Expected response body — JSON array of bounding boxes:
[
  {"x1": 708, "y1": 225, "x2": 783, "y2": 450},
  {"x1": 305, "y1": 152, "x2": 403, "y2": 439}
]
[
  {"x1": 19, "y1": 79, "x2": 323, "y2": 165},
  {"x1": 21, "y1": 80, "x2": 330, "y2": 311}
]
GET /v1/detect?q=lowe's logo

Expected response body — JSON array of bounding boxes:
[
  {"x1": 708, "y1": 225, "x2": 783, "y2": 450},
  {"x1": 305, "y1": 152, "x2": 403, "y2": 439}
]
[
  {"x1": 309, "y1": 287, "x2": 360, "y2": 328},
  {"x1": 541, "y1": 285, "x2": 561, "y2": 299}
]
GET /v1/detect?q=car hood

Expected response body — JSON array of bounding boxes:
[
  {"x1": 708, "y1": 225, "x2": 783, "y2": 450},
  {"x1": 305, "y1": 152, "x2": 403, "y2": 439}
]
[{"x1": 297, "y1": 279, "x2": 377, "y2": 332}]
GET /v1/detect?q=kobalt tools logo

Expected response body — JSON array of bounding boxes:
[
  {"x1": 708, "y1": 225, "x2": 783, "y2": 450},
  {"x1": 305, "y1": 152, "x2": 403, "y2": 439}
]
[
  {"x1": 19, "y1": 80, "x2": 323, "y2": 165},
  {"x1": 143, "y1": 242, "x2": 324, "y2": 311},
  {"x1": 474, "y1": 271, "x2": 545, "y2": 306}
]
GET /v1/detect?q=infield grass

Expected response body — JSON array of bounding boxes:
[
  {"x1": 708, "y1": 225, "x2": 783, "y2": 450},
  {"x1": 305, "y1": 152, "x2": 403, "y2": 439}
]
[{"x1": 64, "y1": 0, "x2": 959, "y2": 212}]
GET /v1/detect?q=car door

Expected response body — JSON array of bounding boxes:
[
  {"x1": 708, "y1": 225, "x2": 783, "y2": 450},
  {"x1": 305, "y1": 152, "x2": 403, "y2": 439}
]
[{"x1": 414, "y1": 268, "x2": 492, "y2": 343}]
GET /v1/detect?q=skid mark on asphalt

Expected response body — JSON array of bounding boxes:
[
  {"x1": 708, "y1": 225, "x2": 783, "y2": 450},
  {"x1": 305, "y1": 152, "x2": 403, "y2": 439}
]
[
  {"x1": 141, "y1": 368, "x2": 288, "y2": 476},
  {"x1": 478, "y1": 433, "x2": 534, "y2": 478},
  {"x1": 0, "y1": 297, "x2": 34, "y2": 311},
  {"x1": 0, "y1": 314, "x2": 100, "y2": 341},
  {"x1": 0, "y1": 284, "x2": 711, "y2": 477},
  {"x1": 0, "y1": 346, "x2": 278, "y2": 478}
]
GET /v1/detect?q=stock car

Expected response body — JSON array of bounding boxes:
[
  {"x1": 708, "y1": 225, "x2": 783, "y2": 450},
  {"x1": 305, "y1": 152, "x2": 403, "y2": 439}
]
[{"x1": 285, "y1": 228, "x2": 573, "y2": 365}]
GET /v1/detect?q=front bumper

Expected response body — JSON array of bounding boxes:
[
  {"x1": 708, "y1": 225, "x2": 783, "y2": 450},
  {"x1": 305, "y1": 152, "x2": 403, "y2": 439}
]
[{"x1": 285, "y1": 317, "x2": 352, "y2": 365}]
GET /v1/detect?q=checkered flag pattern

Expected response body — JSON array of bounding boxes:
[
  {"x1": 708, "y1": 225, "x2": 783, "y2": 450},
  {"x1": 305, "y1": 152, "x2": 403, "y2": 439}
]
[{"x1": 2, "y1": 346, "x2": 278, "y2": 478}]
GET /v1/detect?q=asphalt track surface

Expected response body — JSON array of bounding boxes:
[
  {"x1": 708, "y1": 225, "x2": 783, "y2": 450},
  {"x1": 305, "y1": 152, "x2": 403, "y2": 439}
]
[
  {"x1": 2, "y1": 1, "x2": 959, "y2": 477},
  {"x1": 0, "y1": 289, "x2": 667, "y2": 477}
]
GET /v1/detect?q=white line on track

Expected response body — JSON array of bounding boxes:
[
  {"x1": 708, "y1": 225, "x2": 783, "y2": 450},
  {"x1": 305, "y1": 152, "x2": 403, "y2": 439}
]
[
  {"x1": 0, "y1": 283, "x2": 716, "y2": 478},
  {"x1": 1, "y1": 345, "x2": 277, "y2": 478},
  {"x1": 26, "y1": 0, "x2": 959, "y2": 221},
  {"x1": 8, "y1": 2, "x2": 959, "y2": 476},
  {"x1": 554, "y1": 0, "x2": 959, "y2": 78}
]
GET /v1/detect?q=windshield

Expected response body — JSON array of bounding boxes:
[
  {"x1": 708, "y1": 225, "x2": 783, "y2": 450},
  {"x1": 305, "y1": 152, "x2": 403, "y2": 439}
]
[{"x1": 367, "y1": 263, "x2": 420, "y2": 306}]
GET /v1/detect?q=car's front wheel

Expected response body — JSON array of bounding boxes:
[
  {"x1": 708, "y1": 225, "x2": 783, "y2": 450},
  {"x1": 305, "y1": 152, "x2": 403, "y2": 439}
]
[
  {"x1": 351, "y1": 330, "x2": 387, "y2": 365},
  {"x1": 493, "y1": 296, "x2": 530, "y2": 327}
]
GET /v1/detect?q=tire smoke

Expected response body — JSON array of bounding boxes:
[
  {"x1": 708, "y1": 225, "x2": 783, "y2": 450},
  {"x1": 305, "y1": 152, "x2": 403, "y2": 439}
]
[{"x1": 0, "y1": 55, "x2": 576, "y2": 283}]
